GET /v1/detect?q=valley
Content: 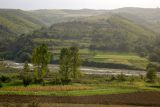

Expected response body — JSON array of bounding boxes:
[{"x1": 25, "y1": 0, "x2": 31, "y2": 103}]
[{"x1": 1, "y1": 7, "x2": 160, "y2": 107}]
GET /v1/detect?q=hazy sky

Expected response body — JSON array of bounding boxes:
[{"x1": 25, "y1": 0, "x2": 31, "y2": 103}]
[{"x1": 0, "y1": 0, "x2": 159, "y2": 10}]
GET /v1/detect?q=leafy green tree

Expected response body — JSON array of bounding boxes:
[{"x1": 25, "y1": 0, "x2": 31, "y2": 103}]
[
  {"x1": 32, "y1": 44, "x2": 51, "y2": 83},
  {"x1": 23, "y1": 61, "x2": 30, "y2": 72},
  {"x1": 146, "y1": 67, "x2": 157, "y2": 82},
  {"x1": 148, "y1": 49, "x2": 160, "y2": 62},
  {"x1": 59, "y1": 47, "x2": 81, "y2": 84},
  {"x1": 22, "y1": 61, "x2": 32, "y2": 87},
  {"x1": 70, "y1": 47, "x2": 81, "y2": 79},
  {"x1": 59, "y1": 48, "x2": 72, "y2": 83}
]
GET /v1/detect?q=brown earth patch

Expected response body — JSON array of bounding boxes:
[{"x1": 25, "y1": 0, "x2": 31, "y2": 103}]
[{"x1": 0, "y1": 91, "x2": 160, "y2": 106}]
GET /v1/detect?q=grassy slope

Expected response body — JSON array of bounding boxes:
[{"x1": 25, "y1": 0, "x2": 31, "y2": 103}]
[
  {"x1": 112, "y1": 7, "x2": 160, "y2": 33},
  {"x1": 0, "y1": 9, "x2": 44, "y2": 37},
  {"x1": 89, "y1": 52, "x2": 149, "y2": 70},
  {"x1": 29, "y1": 9, "x2": 106, "y2": 26},
  {"x1": 31, "y1": 15, "x2": 152, "y2": 70},
  {"x1": 0, "y1": 8, "x2": 157, "y2": 70},
  {"x1": 32, "y1": 15, "x2": 155, "y2": 50}
]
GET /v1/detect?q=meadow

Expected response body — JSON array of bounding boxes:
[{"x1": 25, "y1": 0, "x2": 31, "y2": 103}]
[
  {"x1": 89, "y1": 52, "x2": 149, "y2": 70},
  {"x1": 0, "y1": 71, "x2": 160, "y2": 96},
  {"x1": 51, "y1": 49, "x2": 149, "y2": 70}
]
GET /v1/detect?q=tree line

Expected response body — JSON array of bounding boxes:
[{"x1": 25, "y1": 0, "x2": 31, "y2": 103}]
[{"x1": 22, "y1": 44, "x2": 81, "y2": 86}]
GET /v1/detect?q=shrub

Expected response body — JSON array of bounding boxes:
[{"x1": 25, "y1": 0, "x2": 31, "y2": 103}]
[
  {"x1": 61, "y1": 79, "x2": 72, "y2": 85},
  {"x1": 0, "y1": 82, "x2": 2, "y2": 88},
  {"x1": 0, "y1": 75, "x2": 11, "y2": 83},
  {"x1": 117, "y1": 73, "x2": 126, "y2": 81},
  {"x1": 52, "y1": 76, "x2": 62, "y2": 85},
  {"x1": 34, "y1": 77, "x2": 43, "y2": 84},
  {"x1": 128, "y1": 76, "x2": 141, "y2": 82},
  {"x1": 22, "y1": 74, "x2": 32, "y2": 87},
  {"x1": 146, "y1": 68, "x2": 157, "y2": 82},
  {"x1": 110, "y1": 75, "x2": 117, "y2": 81}
]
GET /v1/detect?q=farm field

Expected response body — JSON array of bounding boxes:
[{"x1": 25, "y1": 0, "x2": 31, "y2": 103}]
[
  {"x1": 0, "y1": 91, "x2": 160, "y2": 106},
  {"x1": 0, "y1": 103, "x2": 145, "y2": 107},
  {"x1": 0, "y1": 45, "x2": 158, "y2": 107},
  {"x1": 0, "y1": 78, "x2": 160, "y2": 96},
  {"x1": 51, "y1": 51, "x2": 149, "y2": 70},
  {"x1": 89, "y1": 52, "x2": 149, "y2": 70}
]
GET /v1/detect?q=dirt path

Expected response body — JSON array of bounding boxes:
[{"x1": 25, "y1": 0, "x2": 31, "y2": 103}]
[{"x1": 0, "y1": 91, "x2": 160, "y2": 106}]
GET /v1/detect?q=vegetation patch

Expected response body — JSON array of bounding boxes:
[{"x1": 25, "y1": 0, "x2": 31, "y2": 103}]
[{"x1": 0, "y1": 85, "x2": 93, "y2": 92}]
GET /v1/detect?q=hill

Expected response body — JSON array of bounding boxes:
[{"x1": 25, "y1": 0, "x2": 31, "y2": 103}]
[
  {"x1": 0, "y1": 8, "x2": 159, "y2": 65},
  {"x1": 112, "y1": 7, "x2": 160, "y2": 33},
  {"x1": 29, "y1": 7, "x2": 160, "y2": 33},
  {"x1": 30, "y1": 14, "x2": 156, "y2": 54},
  {"x1": 29, "y1": 9, "x2": 107, "y2": 26},
  {"x1": 0, "y1": 9, "x2": 44, "y2": 37}
]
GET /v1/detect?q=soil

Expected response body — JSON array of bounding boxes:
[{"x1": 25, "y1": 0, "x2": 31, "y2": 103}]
[{"x1": 0, "y1": 91, "x2": 160, "y2": 106}]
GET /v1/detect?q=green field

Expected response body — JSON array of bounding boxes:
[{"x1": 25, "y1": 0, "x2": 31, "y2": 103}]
[
  {"x1": 0, "y1": 70, "x2": 160, "y2": 96},
  {"x1": 0, "y1": 81, "x2": 160, "y2": 96},
  {"x1": 88, "y1": 52, "x2": 149, "y2": 70},
  {"x1": 0, "y1": 52, "x2": 156, "y2": 97}
]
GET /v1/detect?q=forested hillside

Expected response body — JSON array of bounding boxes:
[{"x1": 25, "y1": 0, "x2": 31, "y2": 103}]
[
  {"x1": 0, "y1": 9, "x2": 44, "y2": 36},
  {"x1": 112, "y1": 7, "x2": 160, "y2": 33},
  {"x1": 0, "y1": 8, "x2": 160, "y2": 62},
  {"x1": 29, "y1": 9, "x2": 107, "y2": 26},
  {"x1": 30, "y1": 15, "x2": 156, "y2": 54}
]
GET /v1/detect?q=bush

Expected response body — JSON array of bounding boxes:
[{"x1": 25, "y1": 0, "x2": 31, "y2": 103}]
[
  {"x1": 0, "y1": 75, "x2": 11, "y2": 83},
  {"x1": 0, "y1": 82, "x2": 2, "y2": 88},
  {"x1": 52, "y1": 76, "x2": 62, "y2": 85},
  {"x1": 22, "y1": 74, "x2": 32, "y2": 87},
  {"x1": 61, "y1": 79, "x2": 72, "y2": 85},
  {"x1": 146, "y1": 68, "x2": 157, "y2": 82},
  {"x1": 117, "y1": 73, "x2": 126, "y2": 81},
  {"x1": 149, "y1": 52, "x2": 160, "y2": 62},
  {"x1": 109, "y1": 75, "x2": 117, "y2": 81},
  {"x1": 34, "y1": 78, "x2": 43, "y2": 84}
]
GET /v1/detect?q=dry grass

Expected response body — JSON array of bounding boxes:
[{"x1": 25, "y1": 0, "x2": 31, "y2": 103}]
[{"x1": 0, "y1": 85, "x2": 93, "y2": 92}]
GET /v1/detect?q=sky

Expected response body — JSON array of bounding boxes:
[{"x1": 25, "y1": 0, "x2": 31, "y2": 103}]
[{"x1": 0, "y1": 0, "x2": 159, "y2": 10}]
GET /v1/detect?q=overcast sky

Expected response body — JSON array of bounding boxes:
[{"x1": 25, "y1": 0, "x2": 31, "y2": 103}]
[{"x1": 0, "y1": 0, "x2": 159, "y2": 10}]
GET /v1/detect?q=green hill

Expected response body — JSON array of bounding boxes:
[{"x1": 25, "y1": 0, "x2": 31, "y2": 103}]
[
  {"x1": 28, "y1": 14, "x2": 155, "y2": 55},
  {"x1": 0, "y1": 8, "x2": 159, "y2": 65},
  {"x1": 29, "y1": 9, "x2": 107, "y2": 26},
  {"x1": 0, "y1": 9, "x2": 44, "y2": 36},
  {"x1": 112, "y1": 7, "x2": 160, "y2": 33}
]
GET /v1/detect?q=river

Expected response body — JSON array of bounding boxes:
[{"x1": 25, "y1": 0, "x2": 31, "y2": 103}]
[{"x1": 3, "y1": 60, "x2": 150, "y2": 76}]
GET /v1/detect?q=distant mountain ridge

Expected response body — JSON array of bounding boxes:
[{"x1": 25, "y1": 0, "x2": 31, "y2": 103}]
[{"x1": 1, "y1": 7, "x2": 160, "y2": 37}]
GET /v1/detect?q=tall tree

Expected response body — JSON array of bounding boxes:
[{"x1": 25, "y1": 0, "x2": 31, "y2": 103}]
[
  {"x1": 146, "y1": 67, "x2": 157, "y2": 83},
  {"x1": 22, "y1": 61, "x2": 32, "y2": 86},
  {"x1": 32, "y1": 44, "x2": 51, "y2": 82},
  {"x1": 59, "y1": 47, "x2": 81, "y2": 83},
  {"x1": 59, "y1": 48, "x2": 72, "y2": 83},
  {"x1": 70, "y1": 47, "x2": 81, "y2": 79},
  {"x1": 23, "y1": 61, "x2": 30, "y2": 72}
]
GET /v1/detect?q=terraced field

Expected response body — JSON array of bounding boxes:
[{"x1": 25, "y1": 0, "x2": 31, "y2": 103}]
[{"x1": 89, "y1": 52, "x2": 149, "y2": 70}]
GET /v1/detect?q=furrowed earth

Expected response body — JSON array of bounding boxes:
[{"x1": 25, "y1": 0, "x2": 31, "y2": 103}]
[{"x1": 0, "y1": 91, "x2": 160, "y2": 106}]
